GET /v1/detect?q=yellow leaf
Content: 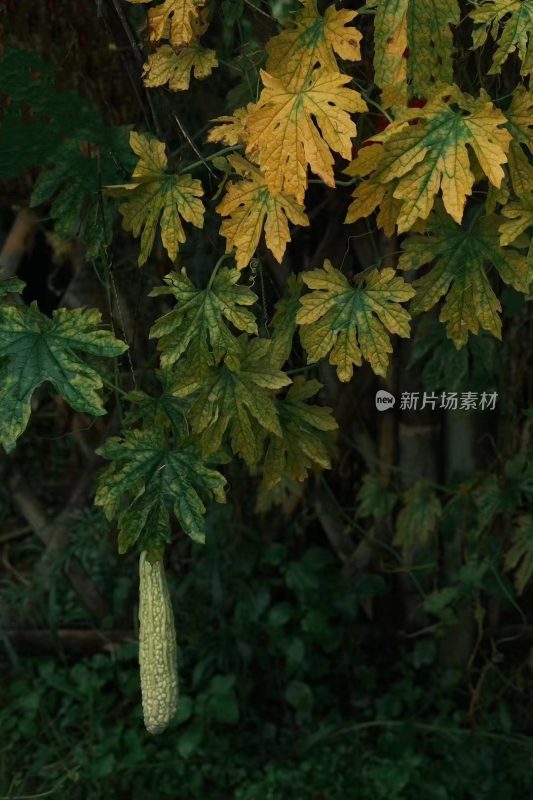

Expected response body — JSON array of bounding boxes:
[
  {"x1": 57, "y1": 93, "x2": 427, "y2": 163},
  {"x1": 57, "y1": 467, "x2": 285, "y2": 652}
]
[
  {"x1": 246, "y1": 68, "x2": 367, "y2": 205},
  {"x1": 143, "y1": 43, "x2": 217, "y2": 91},
  {"x1": 107, "y1": 132, "x2": 205, "y2": 266},
  {"x1": 144, "y1": 0, "x2": 206, "y2": 47},
  {"x1": 207, "y1": 105, "x2": 254, "y2": 146},
  {"x1": 216, "y1": 155, "x2": 309, "y2": 269},
  {"x1": 265, "y1": 0, "x2": 362, "y2": 89},
  {"x1": 296, "y1": 260, "x2": 415, "y2": 380}
]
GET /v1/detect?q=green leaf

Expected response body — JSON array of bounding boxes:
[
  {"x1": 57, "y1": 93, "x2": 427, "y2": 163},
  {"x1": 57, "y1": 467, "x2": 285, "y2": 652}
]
[
  {"x1": 356, "y1": 473, "x2": 397, "y2": 519},
  {"x1": 149, "y1": 266, "x2": 258, "y2": 368},
  {"x1": 124, "y1": 370, "x2": 189, "y2": 435},
  {"x1": 270, "y1": 275, "x2": 303, "y2": 367},
  {"x1": 171, "y1": 335, "x2": 291, "y2": 466},
  {"x1": 107, "y1": 132, "x2": 205, "y2": 265},
  {"x1": 399, "y1": 207, "x2": 532, "y2": 347},
  {"x1": 0, "y1": 303, "x2": 127, "y2": 453},
  {"x1": 0, "y1": 275, "x2": 26, "y2": 297},
  {"x1": 394, "y1": 480, "x2": 441, "y2": 550},
  {"x1": 505, "y1": 515, "x2": 533, "y2": 594},
  {"x1": 262, "y1": 377, "x2": 337, "y2": 489},
  {"x1": 30, "y1": 137, "x2": 131, "y2": 260},
  {"x1": 296, "y1": 260, "x2": 415, "y2": 380},
  {"x1": 408, "y1": 319, "x2": 499, "y2": 393},
  {"x1": 95, "y1": 428, "x2": 227, "y2": 550}
]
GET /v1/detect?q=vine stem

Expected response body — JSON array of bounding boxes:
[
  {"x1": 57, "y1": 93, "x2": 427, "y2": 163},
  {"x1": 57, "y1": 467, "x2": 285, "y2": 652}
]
[
  {"x1": 181, "y1": 146, "x2": 243, "y2": 174},
  {"x1": 207, "y1": 253, "x2": 231, "y2": 289}
]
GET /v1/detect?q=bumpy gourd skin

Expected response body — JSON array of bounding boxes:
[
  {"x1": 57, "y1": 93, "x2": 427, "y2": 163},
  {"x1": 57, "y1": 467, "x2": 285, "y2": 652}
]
[{"x1": 139, "y1": 551, "x2": 179, "y2": 734}]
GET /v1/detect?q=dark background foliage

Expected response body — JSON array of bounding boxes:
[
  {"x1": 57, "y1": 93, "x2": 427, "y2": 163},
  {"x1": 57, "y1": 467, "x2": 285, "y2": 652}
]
[{"x1": 1, "y1": 1, "x2": 533, "y2": 797}]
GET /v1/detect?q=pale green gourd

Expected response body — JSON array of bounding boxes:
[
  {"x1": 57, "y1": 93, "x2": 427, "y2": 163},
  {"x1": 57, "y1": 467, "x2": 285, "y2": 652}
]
[{"x1": 138, "y1": 551, "x2": 179, "y2": 734}]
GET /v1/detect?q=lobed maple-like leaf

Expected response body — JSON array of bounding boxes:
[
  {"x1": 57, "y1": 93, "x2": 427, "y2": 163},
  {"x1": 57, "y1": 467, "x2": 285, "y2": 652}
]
[
  {"x1": 30, "y1": 139, "x2": 129, "y2": 260},
  {"x1": 499, "y1": 194, "x2": 533, "y2": 247},
  {"x1": 245, "y1": 68, "x2": 367, "y2": 205},
  {"x1": 171, "y1": 336, "x2": 291, "y2": 466},
  {"x1": 128, "y1": 0, "x2": 206, "y2": 48},
  {"x1": 262, "y1": 377, "x2": 337, "y2": 489},
  {"x1": 107, "y1": 131, "x2": 205, "y2": 265},
  {"x1": 399, "y1": 208, "x2": 532, "y2": 347},
  {"x1": 143, "y1": 43, "x2": 217, "y2": 92},
  {"x1": 125, "y1": 370, "x2": 189, "y2": 435},
  {"x1": 369, "y1": 0, "x2": 459, "y2": 108},
  {"x1": 207, "y1": 105, "x2": 252, "y2": 147},
  {"x1": 0, "y1": 293, "x2": 127, "y2": 453},
  {"x1": 296, "y1": 260, "x2": 415, "y2": 381},
  {"x1": 149, "y1": 266, "x2": 258, "y2": 367},
  {"x1": 470, "y1": 0, "x2": 533, "y2": 77},
  {"x1": 270, "y1": 275, "x2": 303, "y2": 367},
  {"x1": 216, "y1": 155, "x2": 309, "y2": 269},
  {"x1": 345, "y1": 88, "x2": 511, "y2": 233},
  {"x1": 265, "y1": 0, "x2": 362, "y2": 89},
  {"x1": 95, "y1": 427, "x2": 226, "y2": 550},
  {"x1": 394, "y1": 480, "x2": 441, "y2": 550},
  {"x1": 504, "y1": 85, "x2": 533, "y2": 195}
]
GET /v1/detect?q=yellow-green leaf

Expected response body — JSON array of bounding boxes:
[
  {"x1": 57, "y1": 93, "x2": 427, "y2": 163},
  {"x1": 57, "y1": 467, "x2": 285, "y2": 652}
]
[
  {"x1": 107, "y1": 132, "x2": 204, "y2": 265},
  {"x1": 265, "y1": 0, "x2": 362, "y2": 90},
  {"x1": 143, "y1": 43, "x2": 217, "y2": 91},
  {"x1": 470, "y1": 0, "x2": 533, "y2": 77},
  {"x1": 368, "y1": 0, "x2": 459, "y2": 107},
  {"x1": 216, "y1": 155, "x2": 309, "y2": 269},
  {"x1": 296, "y1": 260, "x2": 415, "y2": 380},
  {"x1": 345, "y1": 88, "x2": 510, "y2": 233},
  {"x1": 171, "y1": 336, "x2": 292, "y2": 466},
  {"x1": 499, "y1": 195, "x2": 533, "y2": 246},
  {"x1": 399, "y1": 207, "x2": 532, "y2": 347},
  {"x1": 263, "y1": 377, "x2": 337, "y2": 489},
  {"x1": 149, "y1": 265, "x2": 258, "y2": 367},
  {"x1": 246, "y1": 68, "x2": 367, "y2": 205},
  {"x1": 504, "y1": 85, "x2": 533, "y2": 194}
]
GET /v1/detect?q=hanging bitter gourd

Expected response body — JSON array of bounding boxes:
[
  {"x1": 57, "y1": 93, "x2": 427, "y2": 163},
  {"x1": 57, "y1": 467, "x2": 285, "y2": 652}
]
[{"x1": 138, "y1": 551, "x2": 179, "y2": 734}]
